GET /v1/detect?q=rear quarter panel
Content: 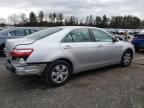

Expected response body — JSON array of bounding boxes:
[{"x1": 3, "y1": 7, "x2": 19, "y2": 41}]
[{"x1": 16, "y1": 42, "x2": 64, "y2": 63}]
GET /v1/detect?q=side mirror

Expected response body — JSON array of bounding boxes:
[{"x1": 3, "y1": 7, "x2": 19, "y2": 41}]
[{"x1": 113, "y1": 37, "x2": 119, "y2": 42}]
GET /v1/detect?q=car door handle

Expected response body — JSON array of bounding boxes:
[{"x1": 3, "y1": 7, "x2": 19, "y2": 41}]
[
  {"x1": 97, "y1": 45, "x2": 104, "y2": 48},
  {"x1": 63, "y1": 45, "x2": 72, "y2": 49}
]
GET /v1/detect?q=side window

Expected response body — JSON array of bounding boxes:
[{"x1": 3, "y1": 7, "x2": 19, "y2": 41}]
[
  {"x1": 15, "y1": 29, "x2": 26, "y2": 36},
  {"x1": 62, "y1": 34, "x2": 73, "y2": 42},
  {"x1": 91, "y1": 29, "x2": 113, "y2": 42},
  {"x1": 71, "y1": 29, "x2": 92, "y2": 42},
  {"x1": 9, "y1": 31, "x2": 16, "y2": 36},
  {"x1": 62, "y1": 29, "x2": 92, "y2": 43}
]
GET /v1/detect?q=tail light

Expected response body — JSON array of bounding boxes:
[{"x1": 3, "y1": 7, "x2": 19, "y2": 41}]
[{"x1": 10, "y1": 48, "x2": 33, "y2": 58}]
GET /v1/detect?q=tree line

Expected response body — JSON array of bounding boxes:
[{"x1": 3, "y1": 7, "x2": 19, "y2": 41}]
[{"x1": 0, "y1": 11, "x2": 144, "y2": 29}]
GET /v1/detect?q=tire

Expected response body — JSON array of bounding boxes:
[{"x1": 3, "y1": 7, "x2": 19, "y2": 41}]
[
  {"x1": 120, "y1": 50, "x2": 133, "y2": 67},
  {"x1": 43, "y1": 60, "x2": 72, "y2": 87}
]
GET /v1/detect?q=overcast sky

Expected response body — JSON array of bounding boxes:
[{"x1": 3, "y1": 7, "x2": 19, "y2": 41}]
[{"x1": 0, "y1": 0, "x2": 143, "y2": 19}]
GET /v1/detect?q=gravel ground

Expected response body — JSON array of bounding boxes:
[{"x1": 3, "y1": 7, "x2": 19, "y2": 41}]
[{"x1": 0, "y1": 52, "x2": 144, "y2": 108}]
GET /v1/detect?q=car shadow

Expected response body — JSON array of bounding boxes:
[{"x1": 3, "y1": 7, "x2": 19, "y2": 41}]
[
  {"x1": 70, "y1": 64, "x2": 119, "y2": 81},
  {"x1": 11, "y1": 75, "x2": 51, "y2": 91},
  {"x1": 136, "y1": 49, "x2": 144, "y2": 54},
  {"x1": 15, "y1": 64, "x2": 120, "y2": 90}
]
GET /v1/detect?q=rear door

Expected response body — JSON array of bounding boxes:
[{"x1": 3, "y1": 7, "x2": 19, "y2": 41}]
[
  {"x1": 60, "y1": 28, "x2": 98, "y2": 72},
  {"x1": 90, "y1": 29, "x2": 122, "y2": 65}
]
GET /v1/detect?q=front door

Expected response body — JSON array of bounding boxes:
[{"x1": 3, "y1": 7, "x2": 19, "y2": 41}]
[{"x1": 90, "y1": 29, "x2": 122, "y2": 65}]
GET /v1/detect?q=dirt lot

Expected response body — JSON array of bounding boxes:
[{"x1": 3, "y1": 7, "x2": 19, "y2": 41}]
[{"x1": 0, "y1": 52, "x2": 144, "y2": 108}]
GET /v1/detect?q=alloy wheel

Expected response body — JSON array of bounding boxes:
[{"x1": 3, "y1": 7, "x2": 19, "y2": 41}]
[
  {"x1": 123, "y1": 52, "x2": 132, "y2": 66},
  {"x1": 51, "y1": 64, "x2": 69, "y2": 84}
]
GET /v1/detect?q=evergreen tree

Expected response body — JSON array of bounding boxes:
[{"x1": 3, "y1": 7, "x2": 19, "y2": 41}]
[
  {"x1": 29, "y1": 11, "x2": 37, "y2": 25},
  {"x1": 95, "y1": 16, "x2": 102, "y2": 27},
  {"x1": 38, "y1": 11, "x2": 44, "y2": 22}
]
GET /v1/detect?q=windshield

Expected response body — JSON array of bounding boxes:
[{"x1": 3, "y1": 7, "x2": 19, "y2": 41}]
[{"x1": 26, "y1": 27, "x2": 62, "y2": 40}]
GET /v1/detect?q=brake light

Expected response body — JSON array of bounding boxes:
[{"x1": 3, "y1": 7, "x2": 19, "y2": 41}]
[{"x1": 10, "y1": 48, "x2": 33, "y2": 58}]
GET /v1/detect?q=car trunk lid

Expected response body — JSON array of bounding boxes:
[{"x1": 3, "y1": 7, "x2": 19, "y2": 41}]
[{"x1": 5, "y1": 38, "x2": 35, "y2": 58}]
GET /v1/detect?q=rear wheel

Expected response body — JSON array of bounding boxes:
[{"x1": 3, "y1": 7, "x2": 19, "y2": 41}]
[
  {"x1": 120, "y1": 50, "x2": 133, "y2": 67},
  {"x1": 43, "y1": 60, "x2": 72, "y2": 87}
]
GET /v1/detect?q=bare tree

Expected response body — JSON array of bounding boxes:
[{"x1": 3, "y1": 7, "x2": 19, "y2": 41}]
[
  {"x1": 44, "y1": 11, "x2": 49, "y2": 22},
  {"x1": 0, "y1": 18, "x2": 5, "y2": 24},
  {"x1": 8, "y1": 14, "x2": 19, "y2": 25},
  {"x1": 49, "y1": 13, "x2": 53, "y2": 23},
  {"x1": 0, "y1": 18, "x2": 6, "y2": 26},
  {"x1": 56, "y1": 13, "x2": 64, "y2": 25},
  {"x1": 19, "y1": 13, "x2": 28, "y2": 24}
]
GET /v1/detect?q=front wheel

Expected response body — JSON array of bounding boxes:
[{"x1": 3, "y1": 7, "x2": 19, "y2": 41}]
[
  {"x1": 120, "y1": 50, "x2": 133, "y2": 67},
  {"x1": 43, "y1": 60, "x2": 72, "y2": 87}
]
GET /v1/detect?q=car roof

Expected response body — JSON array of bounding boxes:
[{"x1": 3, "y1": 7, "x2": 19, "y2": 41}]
[
  {"x1": 48, "y1": 26, "x2": 104, "y2": 32},
  {"x1": 1, "y1": 26, "x2": 100, "y2": 32},
  {"x1": 59, "y1": 26, "x2": 98, "y2": 29}
]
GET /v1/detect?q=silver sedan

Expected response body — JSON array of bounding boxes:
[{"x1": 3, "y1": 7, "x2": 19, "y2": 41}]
[{"x1": 5, "y1": 26, "x2": 135, "y2": 87}]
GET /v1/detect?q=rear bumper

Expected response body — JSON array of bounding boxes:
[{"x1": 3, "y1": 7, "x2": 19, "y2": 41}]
[
  {"x1": 5, "y1": 59, "x2": 16, "y2": 73},
  {"x1": 5, "y1": 59, "x2": 46, "y2": 75}
]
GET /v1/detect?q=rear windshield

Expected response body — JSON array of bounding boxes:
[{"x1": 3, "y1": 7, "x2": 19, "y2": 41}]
[{"x1": 26, "y1": 27, "x2": 62, "y2": 40}]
